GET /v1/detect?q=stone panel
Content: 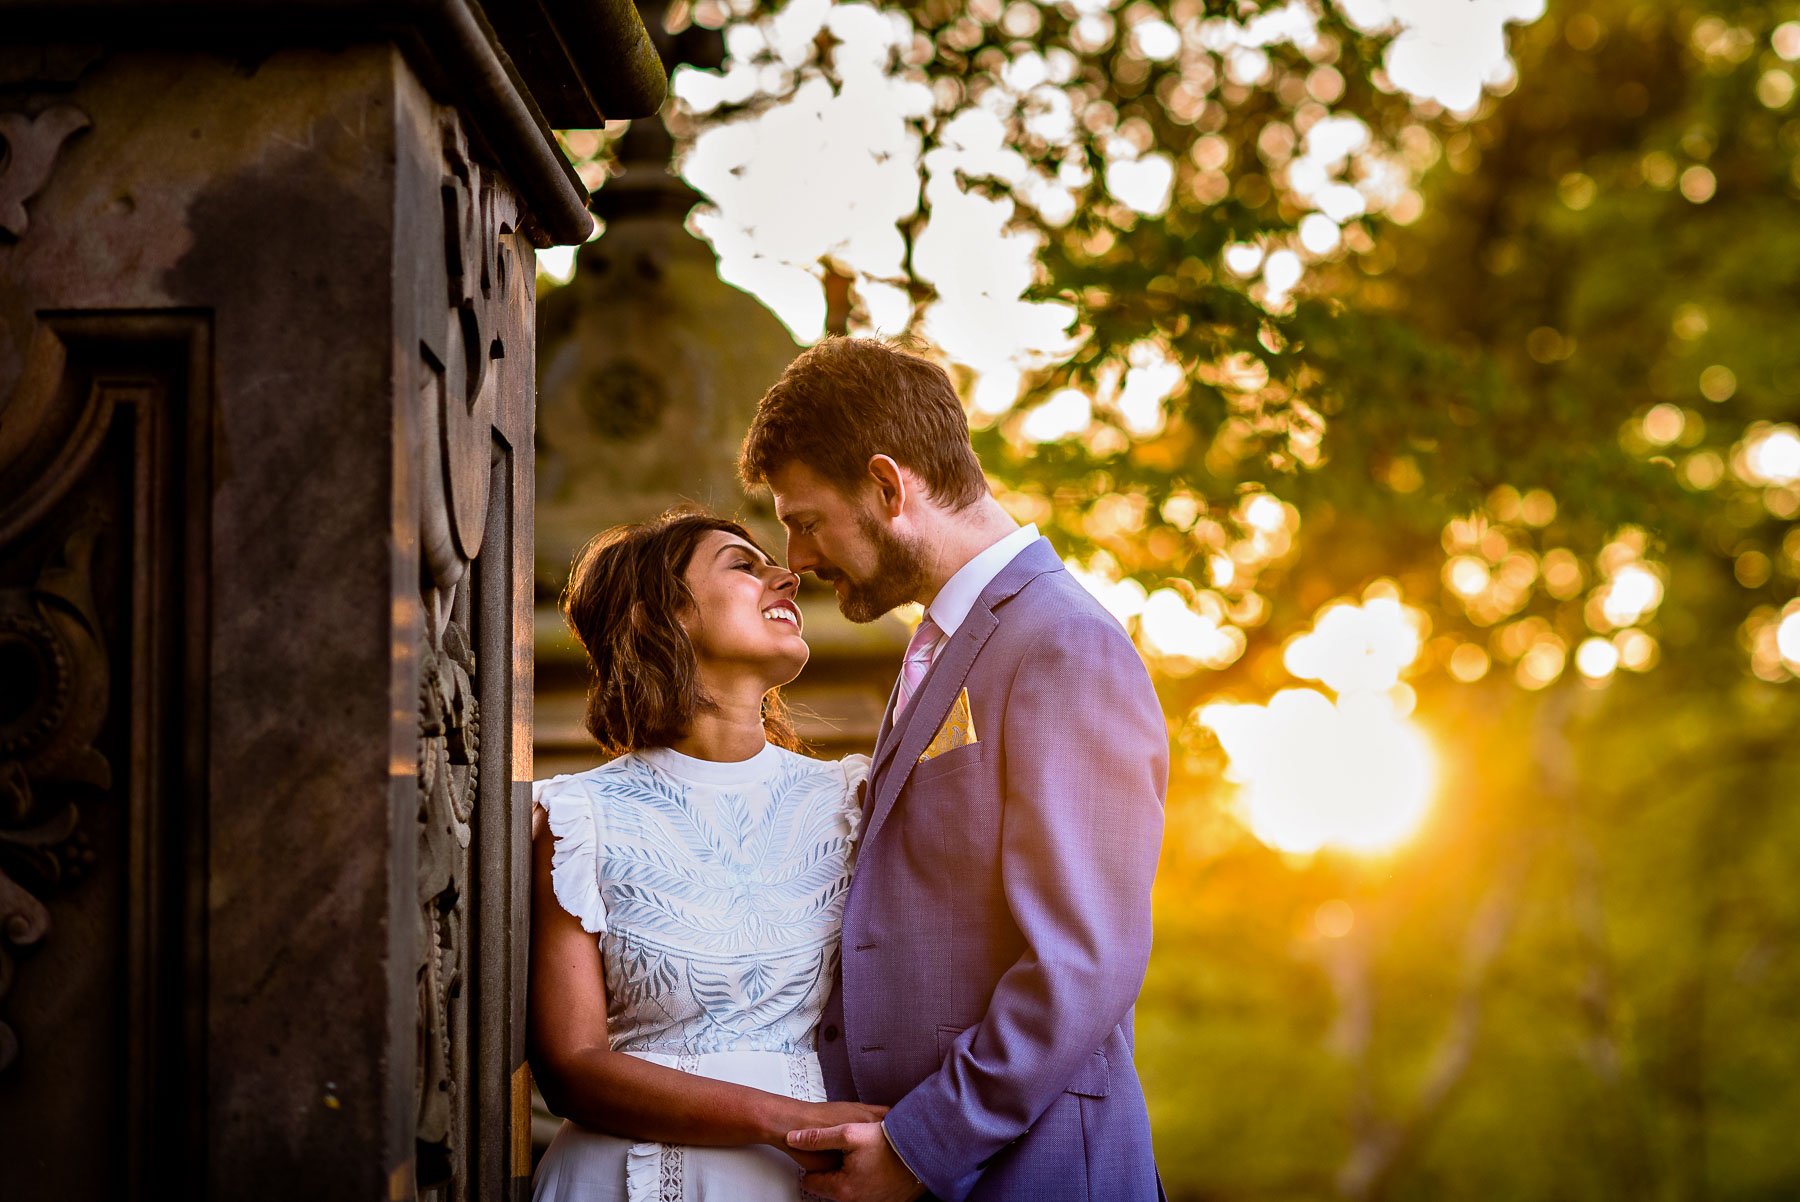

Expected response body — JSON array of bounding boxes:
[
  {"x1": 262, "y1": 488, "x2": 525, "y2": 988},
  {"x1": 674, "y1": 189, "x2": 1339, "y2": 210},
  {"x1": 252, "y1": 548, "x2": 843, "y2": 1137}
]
[{"x1": 0, "y1": 315, "x2": 211, "y2": 1197}]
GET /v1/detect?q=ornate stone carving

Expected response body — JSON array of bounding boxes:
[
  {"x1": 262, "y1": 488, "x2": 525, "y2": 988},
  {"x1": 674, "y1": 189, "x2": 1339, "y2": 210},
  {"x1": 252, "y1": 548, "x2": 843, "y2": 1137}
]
[
  {"x1": 414, "y1": 124, "x2": 514, "y2": 1195},
  {"x1": 0, "y1": 105, "x2": 90, "y2": 238},
  {"x1": 422, "y1": 123, "x2": 515, "y2": 594},
  {"x1": 0, "y1": 320, "x2": 116, "y2": 1077},
  {"x1": 416, "y1": 602, "x2": 479, "y2": 1187},
  {"x1": 0, "y1": 311, "x2": 203, "y2": 1194},
  {"x1": 0, "y1": 514, "x2": 108, "y2": 1072}
]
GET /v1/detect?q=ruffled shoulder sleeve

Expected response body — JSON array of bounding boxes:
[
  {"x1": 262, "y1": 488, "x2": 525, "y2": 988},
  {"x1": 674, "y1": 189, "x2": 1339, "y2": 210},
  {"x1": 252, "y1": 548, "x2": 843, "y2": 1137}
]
[
  {"x1": 533, "y1": 773, "x2": 608, "y2": 935},
  {"x1": 838, "y1": 753, "x2": 871, "y2": 851}
]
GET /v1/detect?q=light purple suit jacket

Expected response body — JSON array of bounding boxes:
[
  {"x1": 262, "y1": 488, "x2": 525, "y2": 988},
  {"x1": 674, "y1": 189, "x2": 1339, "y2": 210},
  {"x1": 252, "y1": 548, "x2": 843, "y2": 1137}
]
[{"x1": 817, "y1": 538, "x2": 1167, "y2": 1201}]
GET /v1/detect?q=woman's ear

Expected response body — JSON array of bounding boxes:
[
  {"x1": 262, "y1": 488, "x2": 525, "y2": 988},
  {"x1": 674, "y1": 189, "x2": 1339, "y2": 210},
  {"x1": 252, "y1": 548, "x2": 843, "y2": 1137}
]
[{"x1": 668, "y1": 570, "x2": 701, "y2": 633}]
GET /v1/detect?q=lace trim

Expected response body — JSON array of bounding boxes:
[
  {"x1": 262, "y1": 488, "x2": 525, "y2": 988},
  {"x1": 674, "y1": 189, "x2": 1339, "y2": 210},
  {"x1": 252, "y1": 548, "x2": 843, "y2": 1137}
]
[
  {"x1": 621, "y1": 1055, "x2": 703, "y2": 1202},
  {"x1": 792, "y1": 1051, "x2": 831, "y2": 1202},
  {"x1": 658, "y1": 1144, "x2": 684, "y2": 1202},
  {"x1": 663, "y1": 1056, "x2": 699, "y2": 1201}
]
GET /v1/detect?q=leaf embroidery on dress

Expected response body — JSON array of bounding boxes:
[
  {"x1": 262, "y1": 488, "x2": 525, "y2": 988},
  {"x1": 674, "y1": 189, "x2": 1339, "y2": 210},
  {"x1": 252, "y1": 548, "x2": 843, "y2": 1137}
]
[{"x1": 558, "y1": 751, "x2": 860, "y2": 1055}]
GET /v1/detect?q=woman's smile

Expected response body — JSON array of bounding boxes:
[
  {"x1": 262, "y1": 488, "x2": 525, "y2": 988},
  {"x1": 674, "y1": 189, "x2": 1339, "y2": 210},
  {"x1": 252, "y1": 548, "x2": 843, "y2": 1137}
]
[{"x1": 762, "y1": 598, "x2": 803, "y2": 632}]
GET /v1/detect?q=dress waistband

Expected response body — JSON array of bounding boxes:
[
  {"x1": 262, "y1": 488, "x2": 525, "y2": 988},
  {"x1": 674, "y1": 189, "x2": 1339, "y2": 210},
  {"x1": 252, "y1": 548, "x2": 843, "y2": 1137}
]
[
  {"x1": 622, "y1": 1047, "x2": 824, "y2": 1100},
  {"x1": 617, "y1": 1048, "x2": 827, "y2": 1202}
]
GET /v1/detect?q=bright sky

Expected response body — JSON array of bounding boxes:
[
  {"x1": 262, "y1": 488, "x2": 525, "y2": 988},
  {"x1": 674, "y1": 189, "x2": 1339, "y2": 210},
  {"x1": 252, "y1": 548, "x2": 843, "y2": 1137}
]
[{"x1": 658, "y1": 0, "x2": 1544, "y2": 364}]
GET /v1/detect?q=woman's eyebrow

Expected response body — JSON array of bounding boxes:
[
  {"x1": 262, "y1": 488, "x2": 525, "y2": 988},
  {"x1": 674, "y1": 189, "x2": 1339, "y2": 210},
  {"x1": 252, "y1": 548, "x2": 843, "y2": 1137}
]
[{"x1": 712, "y1": 541, "x2": 772, "y2": 566}]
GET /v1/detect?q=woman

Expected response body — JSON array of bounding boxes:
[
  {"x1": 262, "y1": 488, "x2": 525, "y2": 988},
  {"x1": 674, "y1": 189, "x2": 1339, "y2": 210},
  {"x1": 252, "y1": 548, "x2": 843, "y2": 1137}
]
[{"x1": 529, "y1": 509, "x2": 882, "y2": 1202}]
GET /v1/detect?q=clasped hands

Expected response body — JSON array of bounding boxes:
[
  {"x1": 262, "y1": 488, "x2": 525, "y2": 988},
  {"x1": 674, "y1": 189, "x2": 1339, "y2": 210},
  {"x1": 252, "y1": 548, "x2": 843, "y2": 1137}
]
[{"x1": 780, "y1": 1103, "x2": 928, "y2": 1202}]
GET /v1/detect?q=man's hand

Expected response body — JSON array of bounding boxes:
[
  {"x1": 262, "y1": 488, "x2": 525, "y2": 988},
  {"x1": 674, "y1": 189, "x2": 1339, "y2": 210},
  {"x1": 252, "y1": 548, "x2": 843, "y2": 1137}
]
[
  {"x1": 776, "y1": 1102, "x2": 889, "y2": 1172},
  {"x1": 787, "y1": 1121, "x2": 927, "y2": 1202}
]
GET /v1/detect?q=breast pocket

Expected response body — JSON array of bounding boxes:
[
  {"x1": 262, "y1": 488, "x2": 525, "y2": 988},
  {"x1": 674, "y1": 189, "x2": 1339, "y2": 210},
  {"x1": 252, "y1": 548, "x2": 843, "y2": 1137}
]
[
  {"x1": 906, "y1": 738, "x2": 992, "y2": 791},
  {"x1": 898, "y1": 739, "x2": 1000, "y2": 910},
  {"x1": 902, "y1": 739, "x2": 997, "y2": 847}
]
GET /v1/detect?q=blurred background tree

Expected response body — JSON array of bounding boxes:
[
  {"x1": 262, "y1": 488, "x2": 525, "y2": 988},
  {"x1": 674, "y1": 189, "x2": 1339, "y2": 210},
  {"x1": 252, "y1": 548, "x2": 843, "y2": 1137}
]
[{"x1": 549, "y1": 0, "x2": 1800, "y2": 1195}]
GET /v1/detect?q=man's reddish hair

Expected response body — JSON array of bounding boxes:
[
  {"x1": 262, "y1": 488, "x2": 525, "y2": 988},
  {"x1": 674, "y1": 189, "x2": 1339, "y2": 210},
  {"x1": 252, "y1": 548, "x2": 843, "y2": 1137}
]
[{"x1": 739, "y1": 337, "x2": 988, "y2": 508}]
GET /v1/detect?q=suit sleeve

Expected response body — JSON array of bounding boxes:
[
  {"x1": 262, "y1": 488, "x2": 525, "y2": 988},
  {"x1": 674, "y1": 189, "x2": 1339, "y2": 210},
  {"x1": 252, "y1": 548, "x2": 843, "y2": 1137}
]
[{"x1": 880, "y1": 611, "x2": 1167, "y2": 1201}]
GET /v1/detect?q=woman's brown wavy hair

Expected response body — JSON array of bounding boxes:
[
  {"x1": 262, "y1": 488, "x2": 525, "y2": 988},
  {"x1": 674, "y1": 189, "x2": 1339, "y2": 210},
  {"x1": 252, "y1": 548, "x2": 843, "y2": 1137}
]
[{"x1": 561, "y1": 508, "x2": 800, "y2": 758}]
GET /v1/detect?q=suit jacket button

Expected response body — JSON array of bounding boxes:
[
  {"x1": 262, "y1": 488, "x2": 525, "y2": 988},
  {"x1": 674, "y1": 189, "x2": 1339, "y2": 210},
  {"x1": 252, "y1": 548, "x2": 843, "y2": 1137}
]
[{"x1": 822, "y1": 1024, "x2": 839, "y2": 1042}]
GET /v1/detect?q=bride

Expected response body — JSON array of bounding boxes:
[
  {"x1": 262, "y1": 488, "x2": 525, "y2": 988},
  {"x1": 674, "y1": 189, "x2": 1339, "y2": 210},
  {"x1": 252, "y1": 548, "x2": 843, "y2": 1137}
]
[{"x1": 529, "y1": 509, "x2": 884, "y2": 1201}]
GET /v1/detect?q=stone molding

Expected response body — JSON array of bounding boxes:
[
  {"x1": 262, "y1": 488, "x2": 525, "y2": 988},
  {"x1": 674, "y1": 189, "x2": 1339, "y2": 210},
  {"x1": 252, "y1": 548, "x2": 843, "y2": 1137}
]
[{"x1": 0, "y1": 0, "x2": 669, "y2": 245}]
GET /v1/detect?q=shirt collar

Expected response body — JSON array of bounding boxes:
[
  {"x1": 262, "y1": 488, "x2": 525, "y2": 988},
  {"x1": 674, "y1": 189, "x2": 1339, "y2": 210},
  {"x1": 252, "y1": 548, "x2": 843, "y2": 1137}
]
[{"x1": 925, "y1": 524, "x2": 1040, "y2": 639}]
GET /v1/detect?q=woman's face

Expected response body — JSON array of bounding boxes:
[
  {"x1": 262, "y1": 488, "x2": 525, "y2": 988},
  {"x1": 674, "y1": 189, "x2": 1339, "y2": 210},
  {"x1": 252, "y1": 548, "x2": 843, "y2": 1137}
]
[{"x1": 681, "y1": 529, "x2": 809, "y2": 687}]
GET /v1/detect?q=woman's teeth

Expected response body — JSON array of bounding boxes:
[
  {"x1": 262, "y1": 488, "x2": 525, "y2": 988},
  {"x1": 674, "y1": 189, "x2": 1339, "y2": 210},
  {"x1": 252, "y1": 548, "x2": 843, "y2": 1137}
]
[{"x1": 762, "y1": 606, "x2": 799, "y2": 627}]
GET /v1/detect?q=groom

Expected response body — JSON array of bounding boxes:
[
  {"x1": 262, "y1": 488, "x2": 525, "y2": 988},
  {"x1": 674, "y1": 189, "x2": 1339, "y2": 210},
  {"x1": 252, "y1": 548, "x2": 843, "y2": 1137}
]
[{"x1": 740, "y1": 338, "x2": 1167, "y2": 1201}]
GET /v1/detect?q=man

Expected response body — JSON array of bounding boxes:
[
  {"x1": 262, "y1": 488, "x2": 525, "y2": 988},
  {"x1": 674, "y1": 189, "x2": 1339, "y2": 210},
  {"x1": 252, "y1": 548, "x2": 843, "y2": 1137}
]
[{"x1": 740, "y1": 338, "x2": 1167, "y2": 1202}]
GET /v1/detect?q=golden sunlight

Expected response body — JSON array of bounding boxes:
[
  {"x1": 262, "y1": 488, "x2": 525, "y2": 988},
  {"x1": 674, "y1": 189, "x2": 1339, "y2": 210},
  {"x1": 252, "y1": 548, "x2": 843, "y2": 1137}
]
[
  {"x1": 1201, "y1": 595, "x2": 1436, "y2": 855},
  {"x1": 1200, "y1": 689, "x2": 1435, "y2": 856}
]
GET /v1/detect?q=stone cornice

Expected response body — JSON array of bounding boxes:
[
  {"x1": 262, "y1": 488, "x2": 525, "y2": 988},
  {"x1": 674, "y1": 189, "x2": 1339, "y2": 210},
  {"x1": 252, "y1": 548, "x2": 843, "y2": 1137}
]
[{"x1": 0, "y1": 0, "x2": 669, "y2": 246}]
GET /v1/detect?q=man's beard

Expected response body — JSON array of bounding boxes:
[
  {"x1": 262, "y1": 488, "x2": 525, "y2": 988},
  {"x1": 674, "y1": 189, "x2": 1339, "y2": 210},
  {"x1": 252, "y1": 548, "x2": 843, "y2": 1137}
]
[{"x1": 821, "y1": 511, "x2": 930, "y2": 623}]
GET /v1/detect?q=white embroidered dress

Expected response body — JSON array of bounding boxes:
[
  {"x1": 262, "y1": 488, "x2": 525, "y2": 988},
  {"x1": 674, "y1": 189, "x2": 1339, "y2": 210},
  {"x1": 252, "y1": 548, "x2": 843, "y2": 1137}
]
[{"x1": 531, "y1": 742, "x2": 868, "y2": 1202}]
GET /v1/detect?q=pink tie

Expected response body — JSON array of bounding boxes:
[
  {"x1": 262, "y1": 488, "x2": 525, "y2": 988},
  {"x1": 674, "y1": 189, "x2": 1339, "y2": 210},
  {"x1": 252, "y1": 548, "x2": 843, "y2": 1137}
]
[{"x1": 895, "y1": 617, "x2": 943, "y2": 717}]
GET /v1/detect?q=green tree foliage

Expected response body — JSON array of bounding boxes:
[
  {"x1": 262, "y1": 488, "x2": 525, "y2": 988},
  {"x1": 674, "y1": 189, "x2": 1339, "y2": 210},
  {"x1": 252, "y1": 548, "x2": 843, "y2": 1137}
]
[{"x1": 1139, "y1": 8, "x2": 1800, "y2": 1194}]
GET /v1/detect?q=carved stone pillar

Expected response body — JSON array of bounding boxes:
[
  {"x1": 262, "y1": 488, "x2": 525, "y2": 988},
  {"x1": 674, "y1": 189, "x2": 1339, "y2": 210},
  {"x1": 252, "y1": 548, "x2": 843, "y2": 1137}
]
[{"x1": 0, "y1": 4, "x2": 663, "y2": 1198}]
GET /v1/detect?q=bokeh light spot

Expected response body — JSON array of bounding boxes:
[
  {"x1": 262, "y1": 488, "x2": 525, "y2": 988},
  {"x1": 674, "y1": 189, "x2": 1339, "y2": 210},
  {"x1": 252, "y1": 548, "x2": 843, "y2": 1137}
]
[
  {"x1": 1740, "y1": 423, "x2": 1800, "y2": 486},
  {"x1": 1642, "y1": 403, "x2": 1685, "y2": 446},
  {"x1": 1599, "y1": 563, "x2": 1664, "y2": 628},
  {"x1": 1515, "y1": 638, "x2": 1566, "y2": 689},
  {"x1": 1576, "y1": 636, "x2": 1619, "y2": 680},
  {"x1": 1777, "y1": 608, "x2": 1800, "y2": 668},
  {"x1": 1448, "y1": 642, "x2": 1491, "y2": 682},
  {"x1": 1700, "y1": 364, "x2": 1737, "y2": 402},
  {"x1": 1314, "y1": 899, "x2": 1355, "y2": 938},
  {"x1": 1679, "y1": 165, "x2": 1717, "y2": 203},
  {"x1": 1019, "y1": 388, "x2": 1091, "y2": 442},
  {"x1": 1777, "y1": 20, "x2": 1800, "y2": 61}
]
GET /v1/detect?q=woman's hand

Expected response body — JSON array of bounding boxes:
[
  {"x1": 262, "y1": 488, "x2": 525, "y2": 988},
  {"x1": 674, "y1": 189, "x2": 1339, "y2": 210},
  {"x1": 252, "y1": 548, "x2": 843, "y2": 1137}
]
[
  {"x1": 775, "y1": 1101, "x2": 889, "y2": 1169},
  {"x1": 805, "y1": 1100, "x2": 891, "y2": 1127}
]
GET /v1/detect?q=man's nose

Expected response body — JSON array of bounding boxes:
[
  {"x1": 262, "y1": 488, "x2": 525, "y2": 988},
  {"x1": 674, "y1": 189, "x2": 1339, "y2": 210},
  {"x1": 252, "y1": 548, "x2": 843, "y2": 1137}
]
[{"x1": 786, "y1": 538, "x2": 820, "y2": 576}]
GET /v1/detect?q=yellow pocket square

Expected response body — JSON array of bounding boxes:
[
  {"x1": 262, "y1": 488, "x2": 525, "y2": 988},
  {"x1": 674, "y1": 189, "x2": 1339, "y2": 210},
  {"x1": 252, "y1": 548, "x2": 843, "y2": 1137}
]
[{"x1": 920, "y1": 687, "x2": 978, "y2": 763}]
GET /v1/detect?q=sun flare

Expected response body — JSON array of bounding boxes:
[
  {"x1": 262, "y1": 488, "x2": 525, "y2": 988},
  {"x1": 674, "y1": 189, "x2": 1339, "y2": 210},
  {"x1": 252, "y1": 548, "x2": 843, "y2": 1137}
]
[{"x1": 1201, "y1": 595, "x2": 1437, "y2": 855}]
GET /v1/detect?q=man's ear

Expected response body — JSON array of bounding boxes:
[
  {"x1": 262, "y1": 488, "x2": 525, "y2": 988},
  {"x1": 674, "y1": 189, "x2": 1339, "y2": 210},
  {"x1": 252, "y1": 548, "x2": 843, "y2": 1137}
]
[{"x1": 867, "y1": 455, "x2": 908, "y2": 518}]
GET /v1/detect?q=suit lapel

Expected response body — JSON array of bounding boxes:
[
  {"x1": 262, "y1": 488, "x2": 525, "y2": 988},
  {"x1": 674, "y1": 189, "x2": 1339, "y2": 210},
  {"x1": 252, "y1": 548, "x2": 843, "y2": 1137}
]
[
  {"x1": 872, "y1": 669, "x2": 903, "y2": 770},
  {"x1": 861, "y1": 538, "x2": 1063, "y2": 852},
  {"x1": 871, "y1": 607, "x2": 987, "y2": 778},
  {"x1": 862, "y1": 607, "x2": 996, "y2": 852}
]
